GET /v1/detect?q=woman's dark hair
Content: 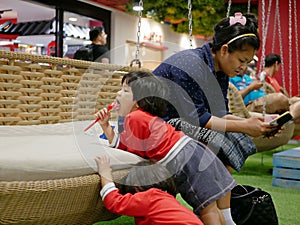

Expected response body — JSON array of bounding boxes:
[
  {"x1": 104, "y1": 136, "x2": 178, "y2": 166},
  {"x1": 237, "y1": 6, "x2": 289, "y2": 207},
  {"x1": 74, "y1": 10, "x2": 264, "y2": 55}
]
[
  {"x1": 212, "y1": 13, "x2": 260, "y2": 53},
  {"x1": 122, "y1": 160, "x2": 177, "y2": 197},
  {"x1": 121, "y1": 71, "x2": 168, "y2": 118}
]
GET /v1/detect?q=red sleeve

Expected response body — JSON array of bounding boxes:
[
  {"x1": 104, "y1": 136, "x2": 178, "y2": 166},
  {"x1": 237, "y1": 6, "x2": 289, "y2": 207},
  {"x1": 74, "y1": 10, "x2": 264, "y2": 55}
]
[
  {"x1": 117, "y1": 110, "x2": 183, "y2": 160},
  {"x1": 266, "y1": 76, "x2": 281, "y2": 93},
  {"x1": 103, "y1": 189, "x2": 150, "y2": 217}
]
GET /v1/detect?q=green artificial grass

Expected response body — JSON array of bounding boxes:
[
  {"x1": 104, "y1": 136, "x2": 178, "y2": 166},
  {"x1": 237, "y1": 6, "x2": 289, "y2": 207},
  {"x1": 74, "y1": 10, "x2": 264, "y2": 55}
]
[{"x1": 95, "y1": 143, "x2": 300, "y2": 225}]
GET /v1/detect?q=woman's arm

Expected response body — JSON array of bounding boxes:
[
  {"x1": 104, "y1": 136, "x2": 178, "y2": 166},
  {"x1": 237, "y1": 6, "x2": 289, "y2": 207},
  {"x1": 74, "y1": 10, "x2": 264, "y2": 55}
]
[{"x1": 205, "y1": 115, "x2": 278, "y2": 137}]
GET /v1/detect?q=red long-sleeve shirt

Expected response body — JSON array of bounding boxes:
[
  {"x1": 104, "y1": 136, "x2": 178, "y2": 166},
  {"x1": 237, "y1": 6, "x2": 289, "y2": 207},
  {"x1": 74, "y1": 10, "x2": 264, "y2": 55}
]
[
  {"x1": 112, "y1": 109, "x2": 184, "y2": 161},
  {"x1": 100, "y1": 183, "x2": 203, "y2": 225}
]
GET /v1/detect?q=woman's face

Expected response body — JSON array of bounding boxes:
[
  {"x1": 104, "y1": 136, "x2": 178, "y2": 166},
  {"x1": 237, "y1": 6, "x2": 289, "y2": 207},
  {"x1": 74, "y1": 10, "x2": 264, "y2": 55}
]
[
  {"x1": 218, "y1": 44, "x2": 256, "y2": 78},
  {"x1": 115, "y1": 82, "x2": 136, "y2": 116}
]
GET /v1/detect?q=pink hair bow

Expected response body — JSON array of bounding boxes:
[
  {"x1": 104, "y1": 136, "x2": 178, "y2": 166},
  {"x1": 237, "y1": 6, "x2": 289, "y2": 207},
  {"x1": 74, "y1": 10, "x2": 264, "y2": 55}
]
[{"x1": 229, "y1": 12, "x2": 246, "y2": 26}]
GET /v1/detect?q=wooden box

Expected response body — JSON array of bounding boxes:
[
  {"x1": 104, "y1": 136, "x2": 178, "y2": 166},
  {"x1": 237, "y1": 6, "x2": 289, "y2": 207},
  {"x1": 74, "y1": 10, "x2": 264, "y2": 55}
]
[{"x1": 272, "y1": 148, "x2": 300, "y2": 190}]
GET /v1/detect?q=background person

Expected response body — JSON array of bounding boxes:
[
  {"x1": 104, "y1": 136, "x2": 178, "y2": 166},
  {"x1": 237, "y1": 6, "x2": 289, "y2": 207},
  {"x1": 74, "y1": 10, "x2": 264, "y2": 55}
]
[
  {"x1": 229, "y1": 71, "x2": 290, "y2": 114},
  {"x1": 89, "y1": 26, "x2": 110, "y2": 63},
  {"x1": 74, "y1": 26, "x2": 110, "y2": 63},
  {"x1": 260, "y1": 53, "x2": 300, "y2": 105}
]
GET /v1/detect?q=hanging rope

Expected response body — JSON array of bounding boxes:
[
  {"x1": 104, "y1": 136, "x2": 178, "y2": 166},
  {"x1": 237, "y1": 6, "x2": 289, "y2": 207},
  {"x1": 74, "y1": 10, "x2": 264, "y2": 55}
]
[
  {"x1": 188, "y1": 0, "x2": 193, "y2": 48},
  {"x1": 226, "y1": 0, "x2": 232, "y2": 18},
  {"x1": 275, "y1": 0, "x2": 286, "y2": 91},
  {"x1": 271, "y1": 3, "x2": 277, "y2": 53},
  {"x1": 260, "y1": 0, "x2": 267, "y2": 117},
  {"x1": 247, "y1": 0, "x2": 251, "y2": 14},
  {"x1": 258, "y1": 0, "x2": 272, "y2": 73},
  {"x1": 294, "y1": 0, "x2": 300, "y2": 96},
  {"x1": 130, "y1": 0, "x2": 143, "y2": 68},
  {"x1": 288, "y1": 0, "x2": 293, "y2": 97}
]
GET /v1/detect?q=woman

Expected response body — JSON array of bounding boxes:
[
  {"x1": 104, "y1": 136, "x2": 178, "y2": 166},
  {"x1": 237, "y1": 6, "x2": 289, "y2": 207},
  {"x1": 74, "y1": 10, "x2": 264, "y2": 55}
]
[{"x1": 152, "y1": 12, "x2": 279, "y2": 225}]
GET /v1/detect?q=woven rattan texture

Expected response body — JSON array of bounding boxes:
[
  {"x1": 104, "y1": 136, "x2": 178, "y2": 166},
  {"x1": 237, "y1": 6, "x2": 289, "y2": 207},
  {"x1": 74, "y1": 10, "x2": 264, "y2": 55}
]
[
  {"x1": 0, "y1": 50, "x2": 147, "y2": 125},
  {"x1": 228, "y1": 82, "x2": 251, "y2": 118},
  {"x1": 0, "y1": 50, "x2": 148, "y2": 224},
  {"x1": 227, "y1": 82, "x2": 295, "y2": 152},
  {"x1": 0, "y1": 172, "x2": 129, "y2": 224}
]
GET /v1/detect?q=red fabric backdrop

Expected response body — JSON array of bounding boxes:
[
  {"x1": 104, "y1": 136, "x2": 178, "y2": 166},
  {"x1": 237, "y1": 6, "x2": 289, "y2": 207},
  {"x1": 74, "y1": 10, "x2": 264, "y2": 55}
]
[{"x1": 257, "y1": 0, "x2": 300, "y2": 97}]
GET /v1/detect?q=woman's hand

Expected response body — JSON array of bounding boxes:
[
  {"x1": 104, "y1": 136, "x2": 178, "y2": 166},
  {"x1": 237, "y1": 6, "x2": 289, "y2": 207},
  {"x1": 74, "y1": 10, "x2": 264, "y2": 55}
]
[{"x1": 243, "y1": 117, "x2": 282, "y2": 138}]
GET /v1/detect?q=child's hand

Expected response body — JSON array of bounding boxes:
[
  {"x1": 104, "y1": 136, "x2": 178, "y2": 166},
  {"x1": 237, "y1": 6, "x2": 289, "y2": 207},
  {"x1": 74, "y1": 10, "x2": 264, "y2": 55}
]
[
  {"x1": 95, "y1": 108, "x2": 111, "y2": 125},
  {"x1": 95, "y1": 155, "x2": 113, "y2": 184}
]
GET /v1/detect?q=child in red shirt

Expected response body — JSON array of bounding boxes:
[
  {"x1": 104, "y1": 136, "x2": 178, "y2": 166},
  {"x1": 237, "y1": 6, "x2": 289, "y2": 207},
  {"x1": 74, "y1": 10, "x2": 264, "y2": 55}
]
[
  {"x1": 95, "y1": 71, "x2": 236, "y2": 225},
  {"x1": 95, "y1": 155, "x2": 204, "y2": 225}
]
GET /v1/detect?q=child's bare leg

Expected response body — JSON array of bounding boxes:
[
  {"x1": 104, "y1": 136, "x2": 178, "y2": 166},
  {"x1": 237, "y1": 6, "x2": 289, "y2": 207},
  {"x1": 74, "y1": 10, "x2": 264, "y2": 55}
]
[
  {"x1": 200, "y1": 201, "x2": 225, "y2": 225},
  {"x1": 217, "y1": 166, "x2": 232, "y2": 209},
  {"x1": 214, "y1": 165, "x2": 236, "y2": 225}
]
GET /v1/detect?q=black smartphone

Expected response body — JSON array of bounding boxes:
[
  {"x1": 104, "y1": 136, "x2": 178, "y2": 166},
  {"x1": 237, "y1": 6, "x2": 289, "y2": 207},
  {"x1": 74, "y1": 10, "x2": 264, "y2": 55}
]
[{"x1": 265, "y1": 111, "x2": 293, "y2": 137}]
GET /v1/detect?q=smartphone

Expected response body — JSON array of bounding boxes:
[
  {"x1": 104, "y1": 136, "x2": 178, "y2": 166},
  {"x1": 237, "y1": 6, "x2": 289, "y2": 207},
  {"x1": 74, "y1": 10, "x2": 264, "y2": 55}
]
[{"x1": 265, "y1": 111, "x2": 293, "y2": 137}]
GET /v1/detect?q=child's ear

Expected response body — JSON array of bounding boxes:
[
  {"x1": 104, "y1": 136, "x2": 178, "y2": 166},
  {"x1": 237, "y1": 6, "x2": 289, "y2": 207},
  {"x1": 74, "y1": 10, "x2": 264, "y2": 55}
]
[{"x1": 132, "y1": 102, "x2": 139, "y2": 110}]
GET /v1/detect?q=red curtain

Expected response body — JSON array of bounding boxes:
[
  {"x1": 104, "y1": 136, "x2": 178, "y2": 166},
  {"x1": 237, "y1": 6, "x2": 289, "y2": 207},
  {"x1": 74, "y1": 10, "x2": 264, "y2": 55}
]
[{"x1": 257, "y1": 0, "x2": 300, "y2": 97}]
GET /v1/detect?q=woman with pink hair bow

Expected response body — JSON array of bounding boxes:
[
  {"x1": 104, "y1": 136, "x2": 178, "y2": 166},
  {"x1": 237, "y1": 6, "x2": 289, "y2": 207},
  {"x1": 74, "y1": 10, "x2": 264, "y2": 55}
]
[{"x1": 153, "y1": 12, "x2": 280, "y2": 225}]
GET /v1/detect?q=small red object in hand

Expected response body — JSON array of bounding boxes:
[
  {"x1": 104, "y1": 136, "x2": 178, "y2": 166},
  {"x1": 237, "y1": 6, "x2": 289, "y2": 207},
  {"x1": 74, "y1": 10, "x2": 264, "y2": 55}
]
[{"x1": 84, "y1": 102, "x2": 116, "y2": 132}]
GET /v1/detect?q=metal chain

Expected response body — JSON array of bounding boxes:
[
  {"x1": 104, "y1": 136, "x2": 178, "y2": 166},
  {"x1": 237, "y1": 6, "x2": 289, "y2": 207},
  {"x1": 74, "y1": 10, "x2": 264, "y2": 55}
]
[
  {"x1": 288, "y1": 0, "x2": 293, "y2": 96},
  {"x1": 135, "y1": 0, "x2": 143, "y2": 61},
  {"x1": 130, "y1": 0, "x2": 143, "y2": 68},
  {"x1": 294, "y1": 0, "x2": 300, "y2": 96},
  {"x1": 188, "y1": 0, "x2": 193, "y2": 48},
  {"x1": 226, "y1": 0, "x2": 232, "y2": 18}
]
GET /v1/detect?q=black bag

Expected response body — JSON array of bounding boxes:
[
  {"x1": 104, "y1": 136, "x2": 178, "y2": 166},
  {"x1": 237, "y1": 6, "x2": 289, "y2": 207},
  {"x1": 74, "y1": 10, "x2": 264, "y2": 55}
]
[
  {"x1": 74, "y1": 44, "x2": 93, "y2": 61},
  {"x1": 231, "y1": 185, "x2": 278, "y2": 225}
]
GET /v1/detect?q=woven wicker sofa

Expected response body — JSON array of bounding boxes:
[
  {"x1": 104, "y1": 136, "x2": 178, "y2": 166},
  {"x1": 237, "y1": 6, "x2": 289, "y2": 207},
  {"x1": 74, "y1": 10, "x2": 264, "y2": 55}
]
[
  {"x1": 0, "y1": 50, "x2": 147, "y2": 224},
  {"x1": 228, "y1": 82, "x2": 295, "y2": 152}
]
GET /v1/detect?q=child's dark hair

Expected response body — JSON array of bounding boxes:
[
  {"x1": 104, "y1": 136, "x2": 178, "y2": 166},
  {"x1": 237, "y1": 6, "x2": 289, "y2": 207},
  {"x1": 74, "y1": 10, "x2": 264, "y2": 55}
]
[
  {"x1": 212, "y1": 13, "x2": 260, "y2": 53},
  {"x1": 121, "y1": 160, "x2": 177, "y2": 197},
  {"x1": 121, "y1": 71, "x2": 168, "y2": 118}
]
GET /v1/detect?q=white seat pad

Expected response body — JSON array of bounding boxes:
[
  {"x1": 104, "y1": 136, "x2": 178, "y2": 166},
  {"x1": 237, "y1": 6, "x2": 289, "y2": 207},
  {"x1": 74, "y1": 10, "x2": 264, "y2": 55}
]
[{"x1": 0, "y1": 121, "x2": 143, "y2": 181}]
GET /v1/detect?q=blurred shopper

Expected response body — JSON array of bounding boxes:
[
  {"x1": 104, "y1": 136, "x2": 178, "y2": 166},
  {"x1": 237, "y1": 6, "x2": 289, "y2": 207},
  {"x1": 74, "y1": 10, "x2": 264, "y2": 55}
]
[{"x1": 74, "y1": 26, "x2": 109, "y2": 63}]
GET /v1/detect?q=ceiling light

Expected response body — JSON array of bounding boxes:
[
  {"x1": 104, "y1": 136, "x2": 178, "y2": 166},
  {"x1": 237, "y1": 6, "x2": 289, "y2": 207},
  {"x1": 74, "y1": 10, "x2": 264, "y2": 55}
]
[
  {"x1": 133, "y1": 0, "x2": 143, "y2": 11},
  {"x1": 69, "y1": 17, "x2": 78, "y2": 22}
]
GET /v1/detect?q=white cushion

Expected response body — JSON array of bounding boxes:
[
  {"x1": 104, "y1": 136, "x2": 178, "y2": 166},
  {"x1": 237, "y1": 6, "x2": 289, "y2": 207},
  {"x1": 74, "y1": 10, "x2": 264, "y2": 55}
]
[{"x1": 0, "y1": 121, "x2": 143, "y2": 181}]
